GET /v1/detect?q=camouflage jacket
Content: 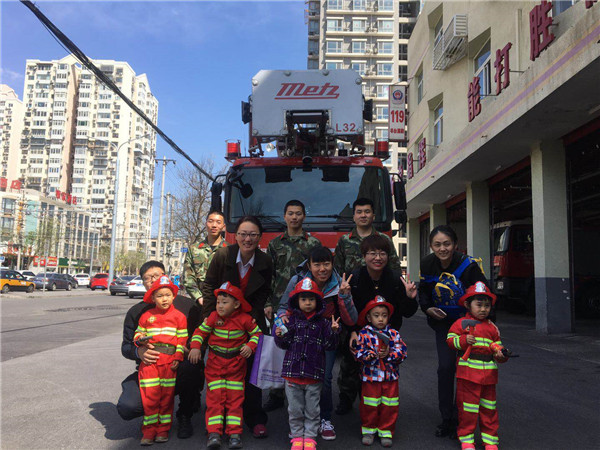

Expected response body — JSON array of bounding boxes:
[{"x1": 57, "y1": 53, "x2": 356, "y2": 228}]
[
  {"x1": 266, "y1": 231, "x2": 322, "y2": 309},
  {"x1": 183, "y1": 237, "x2": 229, "y2": 301},
  {"x1": 334, "y1": 227, "x2": 401, "y2": 276}
]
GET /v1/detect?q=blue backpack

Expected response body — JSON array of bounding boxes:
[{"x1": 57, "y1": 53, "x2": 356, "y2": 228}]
[{"x1": 422, "y1": 256, "x2": 479, "y2": 319}]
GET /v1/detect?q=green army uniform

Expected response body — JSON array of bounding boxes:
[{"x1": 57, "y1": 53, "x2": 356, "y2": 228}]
[
  {"x1": 266, "y1": 231, "x2": 322, "y2": 310},
  {"x1": 333, "y1": 227, "x2": 401, "y2": 276},
  {"x1": 183, "y1": 238, "x2": 229, "y2": 301}
]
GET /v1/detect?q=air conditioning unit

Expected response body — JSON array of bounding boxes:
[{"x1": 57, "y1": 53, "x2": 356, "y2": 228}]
[{"x1": 373, "y1": 47, "x2": 379, "y2": 54}]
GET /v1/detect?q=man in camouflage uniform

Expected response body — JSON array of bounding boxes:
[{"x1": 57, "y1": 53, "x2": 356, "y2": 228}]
[
  {"x1": 181, "y1": 210, "x2": 228, "y2": 435},
  {"x1": 333, "y1": 197, "x2": 401, "y2": 277},
  {"x1": 264, "y1": 199, "x2": 321, "y2": 412},
  {"x1": 333, "y1": 197, "x2": 401, "y2": 416}
]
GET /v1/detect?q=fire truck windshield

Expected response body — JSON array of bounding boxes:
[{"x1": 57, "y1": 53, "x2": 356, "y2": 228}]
[{"x1": 227, "y1": 165, "x2": 391, "y2": 230}]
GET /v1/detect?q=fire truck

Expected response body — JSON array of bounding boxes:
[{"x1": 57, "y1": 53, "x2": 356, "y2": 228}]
[{"x1": 210, "y1": 69, "x2": 406, "y2": 248}]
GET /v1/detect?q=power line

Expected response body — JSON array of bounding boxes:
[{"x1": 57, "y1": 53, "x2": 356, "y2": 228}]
[{"x1": 20, "y1": 0, "x2": 216, "y2": 183}]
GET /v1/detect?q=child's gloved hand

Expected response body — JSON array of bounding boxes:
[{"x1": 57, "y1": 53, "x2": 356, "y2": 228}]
[
  {"x1": 240, "y1": 345, "x2": 252, "y2": 359},
  {"x1": 466, "y1": 334, "x2": 476, "y2": 345},
  {"x1": 378, "y1": 345, "x2": 390, "y2": 359},
  {"x1": 171, "y1": 360, "x2": 179, "y2": 371},
  {"x1": 188, "y1": 348, "x2": 201, "y2": 364}
]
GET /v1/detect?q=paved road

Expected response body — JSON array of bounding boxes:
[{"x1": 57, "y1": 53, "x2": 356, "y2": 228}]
[{"x1": 1, "y1": 291, "x2": 599, "y2": 449}]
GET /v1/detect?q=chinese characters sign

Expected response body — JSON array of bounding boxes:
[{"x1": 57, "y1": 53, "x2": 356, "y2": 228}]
[
  {"x1": 494, "y1": 43, "x2": 512, "y2": 95},
  {"x1": 55, "y1": 190, "x2": 77, "y2": 205},
  {"x1": 468, "y1": 77, "x2": 482, "y2": 122},
  {"x1": 407, "y1": 152, "x2": 414, "y2": 179},
  {"x1": 418, "y1": 138, "x2": 427, "y2": 170},
  {"x1": 529, "y1": 0, "x2": 554, "y2": 61},
  {"x1": 388, "y1": 85, "x2": 406, "y2": 142}
]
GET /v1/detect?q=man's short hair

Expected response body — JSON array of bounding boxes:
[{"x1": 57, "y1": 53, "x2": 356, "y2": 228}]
[
  {"x1": 140, "y1": 260, "x2": 165, "y2": 278},
  {"x1": 360, "y1": 234, "x2": 391, "y2": 256},
  {"x1": 284, "y1": 199, "x2": 306, "y2": 215},
  {"x1": 353, "y1": 197, "x2": 375, "y2": 214},
  {"x1": 207, "y1": 210, "x2": 225, "y2": 221}
]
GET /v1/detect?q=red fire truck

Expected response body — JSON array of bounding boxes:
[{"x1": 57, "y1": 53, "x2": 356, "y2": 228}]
[{"x1": 210, "y1": 70, "x2": 406, "y2": 248}]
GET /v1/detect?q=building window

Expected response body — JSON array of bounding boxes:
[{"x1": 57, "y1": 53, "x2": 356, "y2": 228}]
[
  {"x1": 553, "y1": 0, "x2": 574, "y2": 15},
  {"x1": 398, "y1": 44, "x2": 408, "y2": 60},
  {"x1": 433, "y1": 102, "x2": 443, "y2": 145},
  {"x1": 308, "y1": 60, "x2": 319, "y2": 69},
  {"x1": 327, "y1": 19, "x2": 342, "y2": 31},
  {"x1": 474, "y1": 40, "x2": 491, "y2": 97},
  {"x1": 377, "y1": 63, "x2": 393, "y2": 76},
  {"x1": 326, "y1": 41, "x2": 342, "y2": 53},
  {"x1": 434, "y1": 17, "x2": 443, "y2": 48},
  {"x1": 376, "y1": 128, "x2": 389, "y2": 139},
  {"x1": 416, "y1": 69, "x2": 423, "y2": 103},
  {"x1": 376, "y1": 106, "x2": 389, "y2": 120},
  {"x1": 378, "y1": 20, "x2": 393, "y2": 32},
  {"x1": 351, "y1": 62, "x2": 366, "y2": 76},
  {"x1": 326, "y1": 61, "x2": 343, "y2": 70},
  {"x1": 352, "y1": 41, "x2": 366, "y2": 54},
  {"x1": 353, "y1": 0, "x2": 366, "y2": 11},
  {"x1": 398, "y1": 65, "x2": 407, "y2": 82},
  {"x1": 378, "y1": 41, "x2": 393, "y2": 54},
  {"x1": 353, "y1": 19, "x2": 367, "y2": 32},
  {"x1": 379, "y1": 0, "x2": 394, "y2": 11},
  {"x1": 376, "y1": 85, "x2": 388, "y2": 98},
  {"x1": 327, "y1": 0, "x2": 342, "y2": 10},
  {"x1": 308, "y1": 21, "x2": 319, "y2": 34},
  {"x1": 398, "y1": 1, "x2": 416, "y2": 17},
  {"x1": 308, "y1": 41, "x2": 319, "y2": 55}
]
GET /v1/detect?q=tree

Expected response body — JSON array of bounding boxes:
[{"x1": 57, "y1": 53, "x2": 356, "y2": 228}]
[{"x1": 170, "y1": 159, "x2": 224, "y2": 248}]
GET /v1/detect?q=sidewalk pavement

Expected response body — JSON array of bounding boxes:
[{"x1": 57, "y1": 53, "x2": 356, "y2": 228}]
[{"x1": 1, "y1": 289, "x2": 110, "y2": 300}]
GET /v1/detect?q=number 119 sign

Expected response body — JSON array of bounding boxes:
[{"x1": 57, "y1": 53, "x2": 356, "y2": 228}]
[{"x1": 388, "y1": 85, "x2": 406, "y2": 142}]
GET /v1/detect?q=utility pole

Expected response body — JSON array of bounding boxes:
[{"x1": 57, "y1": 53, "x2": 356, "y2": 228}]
[
  {"x1": 155, "y1": 157, "x2": 176, "y2": 263},
  {"x1": 15, "y1": 189, "x2": 25, "y2": 270}
]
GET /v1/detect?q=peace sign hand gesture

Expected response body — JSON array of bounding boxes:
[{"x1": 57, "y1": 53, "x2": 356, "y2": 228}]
[
  {"x1": 331, "y1": 316, "x2": 341, "y2": 333},
  {"x1": 339, "y1": 273, "x2": 353, "y2": 296},
  {"x1": 400, "y1": 275, "x2": 417, "y2": 299}
]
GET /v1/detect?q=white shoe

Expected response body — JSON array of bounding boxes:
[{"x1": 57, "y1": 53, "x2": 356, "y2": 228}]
[{"x1": 319, "y1": 419, "x2": 336, "y2": 440}]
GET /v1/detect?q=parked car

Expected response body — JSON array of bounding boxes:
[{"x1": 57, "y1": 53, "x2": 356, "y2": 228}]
[
  {"x1": 1, "y1": 269, "x2": 35, "y2": 293},
  {"x1": 33, "y1": 272, "x2": 74, "y2": 291},
  {"x1": 127, "y1": 276, "x2": 146, "y2": 298},
  {"x1": 64, "y1": 274, "x2": 79, "y2": 289},
  {"x1": 73, "y1": 273, "x2": 91, "y2": 287},
  {"x1": 110, "y1": 275, "x2": 136, "y2": 296},
  {"x1": 18, "y1": 270, "x2": 36, "y2": 281},
  {"x1": 90, "y1": 273, "x2": 110, "y2": 290}
]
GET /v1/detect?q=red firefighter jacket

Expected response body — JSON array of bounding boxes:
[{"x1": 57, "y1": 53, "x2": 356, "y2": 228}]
[
  {"x1": 446, "y1": 313, "x2": 504, "y2": 385},
  {"x1": 190, "y1": 309, "x2": 261, "y2": 354},
  {"x1": 134, "y1": 304, "x2": 188, "y2": 365}
]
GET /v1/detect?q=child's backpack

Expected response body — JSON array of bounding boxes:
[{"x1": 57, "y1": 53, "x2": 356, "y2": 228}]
[{"x1": 422, "y1": 256, "x2": 481, "y2": 319}]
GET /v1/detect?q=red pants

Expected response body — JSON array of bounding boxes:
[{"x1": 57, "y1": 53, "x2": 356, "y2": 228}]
[
  {"x1": 456, "y1": 379, "x2": 499, "y2": 446},
  {"x1": 359, "y1": 380, "x2": 399, "y2": 438},
  {"x1": 139, "y1": 362, "x2": 177, "y2": 439},
  {"x1": 205, "y1": 351, "x2": 247, "y2": 435}
]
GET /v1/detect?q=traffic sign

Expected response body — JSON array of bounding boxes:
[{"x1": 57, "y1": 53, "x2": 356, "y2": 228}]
[
  {"x1": 0, "y1": 256, "x2": 5, "y2": 262},
  {"x1": 181, "y1": 247, "x2": 188, "y2": 253}
]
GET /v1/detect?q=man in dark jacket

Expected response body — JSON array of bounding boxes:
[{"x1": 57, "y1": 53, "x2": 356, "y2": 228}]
[{"x1": 117, "y1": 260, "x2": 203, "y2": 439}]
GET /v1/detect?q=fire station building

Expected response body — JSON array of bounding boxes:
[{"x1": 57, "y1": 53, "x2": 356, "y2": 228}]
[{"x1": 405, "y1": 1, "x2": 600, "y2": 333}]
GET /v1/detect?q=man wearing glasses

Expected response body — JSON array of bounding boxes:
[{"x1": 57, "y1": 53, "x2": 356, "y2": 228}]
[{"x1": 117, "y1": 260, "x2": 203, "y2": 440}]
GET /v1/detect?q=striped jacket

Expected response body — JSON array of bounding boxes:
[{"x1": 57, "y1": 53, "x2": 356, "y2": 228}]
[
  {"x1": 446, "y1": 313, "x2": 504, "y2": 385},
  {"x1": 134, "y1": 305, "x2": 188, "y2": 365},
  {"x1": 355, "y1": 324, "x2": 407, "y2": 382},
  {"x1": 190, "y1": 309, "x2": 261, "y2": 354}
]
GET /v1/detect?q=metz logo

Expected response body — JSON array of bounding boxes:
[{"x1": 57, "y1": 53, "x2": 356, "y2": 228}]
[{"x1": 275, "y1": 82, "x2": 340, "y2": 100}]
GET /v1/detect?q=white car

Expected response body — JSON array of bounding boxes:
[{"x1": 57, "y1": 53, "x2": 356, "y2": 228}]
[
  {"x1": 18, "y1": 270, "x2": 36, "y2": 281},
  {"x1": 127, "y1": 276, "x2": 146, "y2": 298},
  {"x1": 73, "y1": 273, "x2": 91, "y2": 287}
]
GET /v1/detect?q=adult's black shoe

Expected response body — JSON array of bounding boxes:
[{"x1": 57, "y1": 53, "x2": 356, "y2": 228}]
[
  {"x1": 435, "y1": 420, "x2": 456, "y2": 438},
  {"x1": 177, "y1": 415, "x2": 193, "y2": 439},
  {"x1": 263, "y1": 395, "x2": 285, "y2": 412},
  {"x1": 334, "y1": 395, "x2": 353, "y2": 415}
]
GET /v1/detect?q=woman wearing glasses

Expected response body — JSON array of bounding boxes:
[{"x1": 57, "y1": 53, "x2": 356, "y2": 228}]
[
  {"x1": 337, "y1": 234, "x2": 418, "y2": 416},
  {"x1": 201, "y1": 215, "x2": 273, "y2": 439}
]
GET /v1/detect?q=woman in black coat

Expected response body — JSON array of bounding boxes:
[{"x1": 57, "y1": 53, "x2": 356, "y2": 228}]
[
  {"x1": 418, "y1": 225, "x2": 488, "y2": 439},
  {"x1": 201, "y1": 215, "x2": 273, "y2": 438},
  {"x1": 336, "y1": 234, "x2": 418, "y2": 415}
]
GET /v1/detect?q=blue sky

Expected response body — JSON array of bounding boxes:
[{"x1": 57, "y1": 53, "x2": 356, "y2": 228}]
[{"x1": 1, "y1": 0, "x2": 307, "y2": 231}]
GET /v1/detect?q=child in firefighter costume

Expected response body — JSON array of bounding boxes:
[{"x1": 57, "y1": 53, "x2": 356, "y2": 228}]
[
  {"x1": 188, "y1": 282, "x2": 261, "y2": 450},
  {"x1": 446, "y1": 281, "x2": 509, "y2": 450},
  {"x1": 354, "y1": 295, "x2": 407, "y2": 448},
  {"x1": 134, "y1": 275, "x2": 188, "y2": 445}
]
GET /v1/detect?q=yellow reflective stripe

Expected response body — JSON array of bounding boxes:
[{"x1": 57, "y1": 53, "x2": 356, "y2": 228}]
[
  {"x1": 176, "y1": 345, "x2": 185, "y2": 354},
  {"x1": 143, "y1": 413, "x2": 159, "y2": 425},
  {"x1": 228, "y1": 330, "x2": 245, "y2": 338},
  {"x1": 207, "y1": 415, "x2": 224, "y2": 425},
  {"x1": 226, "y1": 380, "x2": 244, "y2": 391},
  {"x1": 463, "y1": 402, "x2": 479, "y2": 413},
  {"x1": 199, "y1": 323, "x2": 212, "y2": 333},
  {"x1": 160, "y1": 377, "x2": 177, "y2": 387},
  {"x1": 447, "y1": 333, "x2": 460, "y2": 338},
  {"x1": 213, "y1": 328, "x2": 231, "y2": 338},
  {"x1": 140, "y1": 378, "x2": 160, "y2": 387},
  {"x1": 176, "y1": 329, "x2": 188, "y2": 338},
  {"x1": 493, "y1": 340, "x2": 503, "y2": 347},
  {"x1": 226, "y1": 416, "x2": 242, "y2": 425},
  {"x1": 248, "y1": 336, "x2": 259, "y2": 345},
  {"x1": 362, "y1": 427, "x2": 377, "y2": 434},
  {"x1": 249, "y1": 326, "x2": 260, "y2": 335},
  {"x1": 459, "y1": 434, "x2": 475, "y2": 444},
  {"x1": 159, "y1": 414, "x2": 172, "y2": 423},
  {"x1": 208, "y1": 380, "x2": 227, "y2": 390},
  {"x1": 480, "y1": 398, "x2": 497, "y2": 410},
  {"x1": 191, "y1": 335, "x2": 205, "y2": 345},
  {"x1": 453, "y1": 336, "x2": 461, "y2": 349},
  {"x1": 481, "y1": 433, "x2": 499, "y2": 444},
  {"x1": 363, "y1": 396, "x2": 381, "y2": 407},
  {"x1": 210, "y1": 344, "x2": 243, "y2": 353},
  {"x1": 135, "y1": 326, "x2": 147, "y2": 333},
  {"x1": 378, "y1": 429, "x2": 392, "y2": 438},
  {"x1": 381, "y1": 396, "x2": 399, "y2": 407},
  {"x1": 458, "y1": 359, "x2": 498, "y2": 370}
]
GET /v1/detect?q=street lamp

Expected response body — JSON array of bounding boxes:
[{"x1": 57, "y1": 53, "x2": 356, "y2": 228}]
[{"x1": 108, "y1": 134, "x2": 152, "y2": 285}]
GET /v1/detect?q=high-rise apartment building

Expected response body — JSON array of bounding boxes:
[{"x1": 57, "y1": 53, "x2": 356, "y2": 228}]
[
  {"x1": 0, "y1": 84, "x2": 24, "y2": 183},
  {"x1": 306, "y1": 0, "x2": 418, "y2": 267},
  {"x1": 18, "y1": 55, "x2": 158, "y2": 253}
]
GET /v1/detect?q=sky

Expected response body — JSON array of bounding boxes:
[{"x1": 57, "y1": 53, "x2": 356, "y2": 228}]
[{"x1": 1, "y1": 0, "x2": 307, "y2": 232}]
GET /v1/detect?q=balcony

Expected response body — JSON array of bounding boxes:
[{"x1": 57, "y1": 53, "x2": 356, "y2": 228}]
[{"x1": 433, "y1": 15, "x2": 468, "y2": 71}]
